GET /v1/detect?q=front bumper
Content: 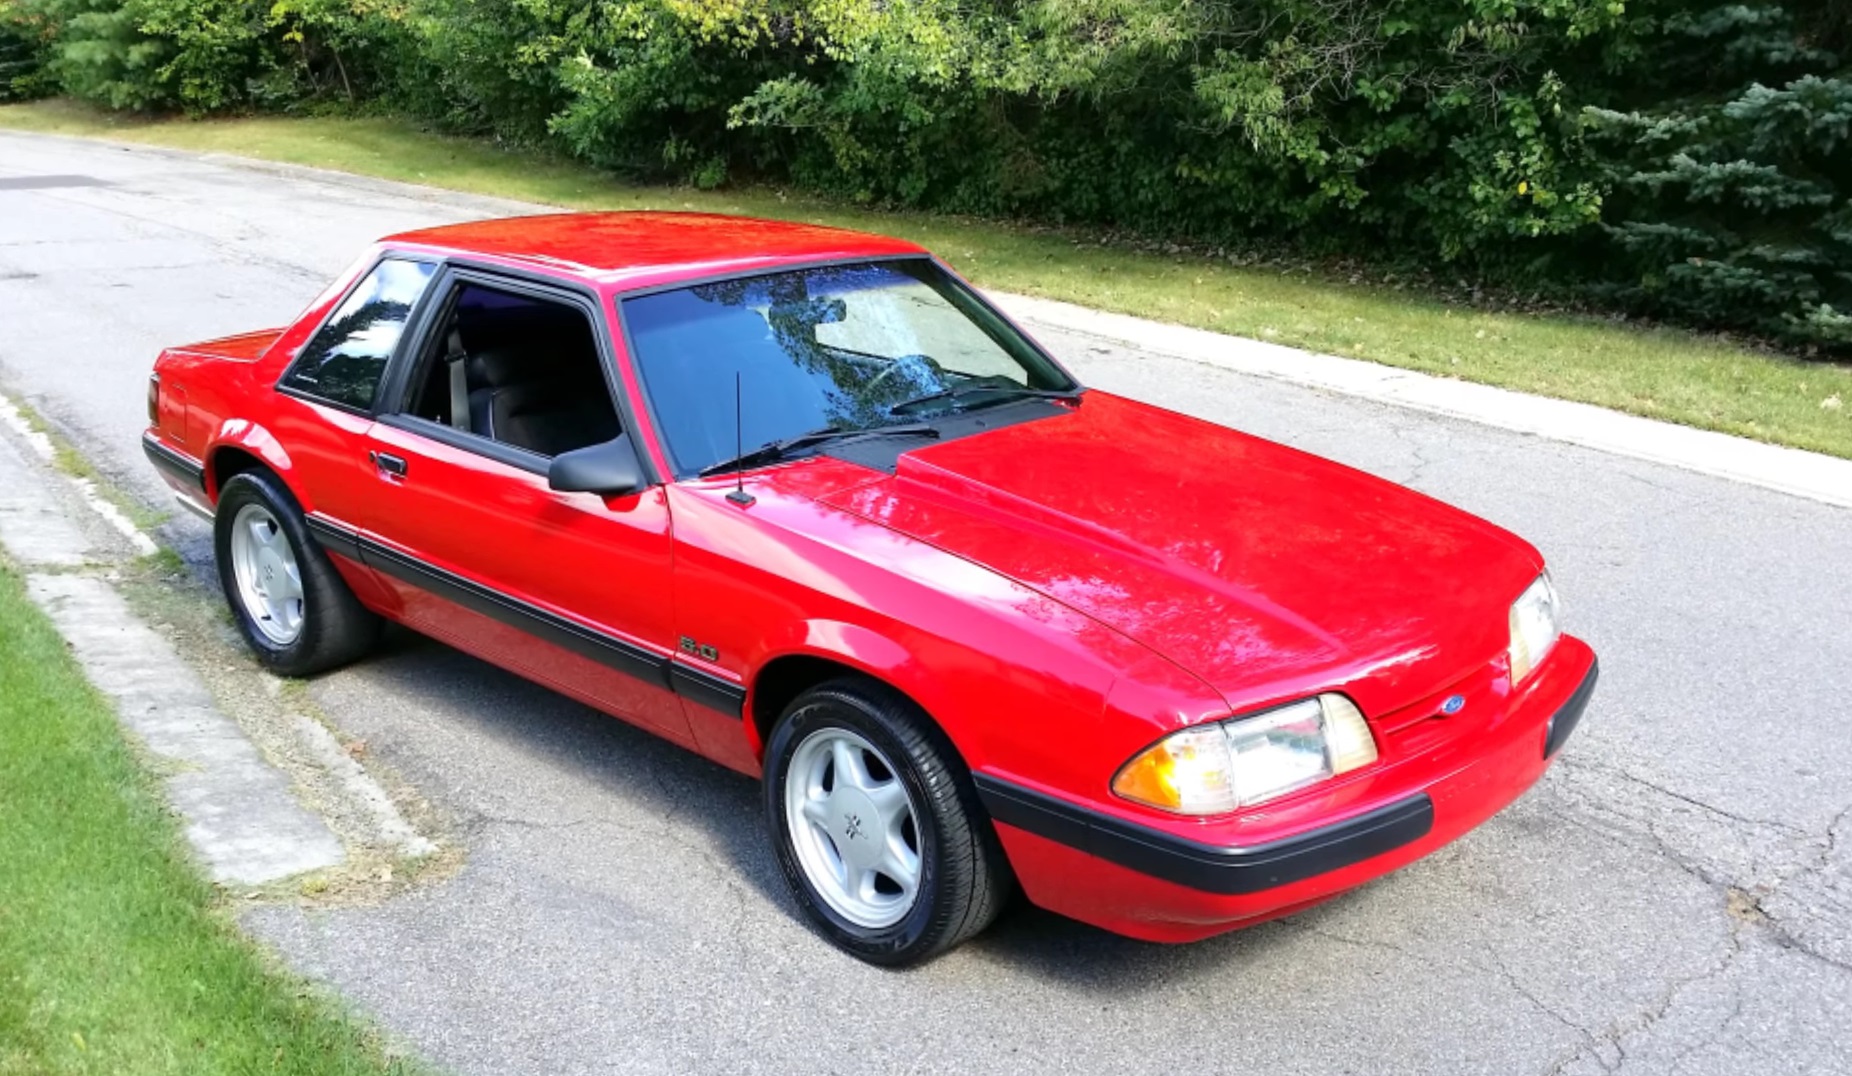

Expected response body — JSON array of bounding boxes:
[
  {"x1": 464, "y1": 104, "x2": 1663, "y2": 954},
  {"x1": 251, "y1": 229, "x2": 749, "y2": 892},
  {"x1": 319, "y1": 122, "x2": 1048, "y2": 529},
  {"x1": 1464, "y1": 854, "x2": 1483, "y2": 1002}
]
[{"x1": 978, "y1": 637, "x2": 1598, "y2": 942}]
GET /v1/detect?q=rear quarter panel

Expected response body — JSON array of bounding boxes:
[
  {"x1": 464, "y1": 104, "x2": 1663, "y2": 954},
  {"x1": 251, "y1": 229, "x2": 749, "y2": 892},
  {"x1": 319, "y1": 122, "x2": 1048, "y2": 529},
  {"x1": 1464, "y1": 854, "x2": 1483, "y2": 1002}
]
[{"x1": 151, "y1": 248, "x2": 381, "y2": 501}]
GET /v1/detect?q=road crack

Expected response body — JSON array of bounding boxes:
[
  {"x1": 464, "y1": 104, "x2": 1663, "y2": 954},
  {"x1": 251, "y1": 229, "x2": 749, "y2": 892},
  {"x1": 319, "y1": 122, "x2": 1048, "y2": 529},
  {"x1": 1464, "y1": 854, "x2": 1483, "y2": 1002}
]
[
  {"x1": 1560, "y1": 757, "x2": 1808, "y2": 836},
  {"x1": 1546, "y1": 902, "x2": 1752, "y2": 1076}
]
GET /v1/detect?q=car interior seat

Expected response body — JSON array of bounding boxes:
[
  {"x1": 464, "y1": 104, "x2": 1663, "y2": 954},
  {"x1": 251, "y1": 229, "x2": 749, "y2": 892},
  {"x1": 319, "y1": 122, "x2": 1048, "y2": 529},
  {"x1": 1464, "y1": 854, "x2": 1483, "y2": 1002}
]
[{"x1": 454, "y1": 299, "x2": 621, "y2": 457}]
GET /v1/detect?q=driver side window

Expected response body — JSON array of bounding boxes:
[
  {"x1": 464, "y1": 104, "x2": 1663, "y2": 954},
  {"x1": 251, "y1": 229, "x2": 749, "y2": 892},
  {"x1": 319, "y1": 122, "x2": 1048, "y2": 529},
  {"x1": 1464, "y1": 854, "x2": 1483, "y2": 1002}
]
[{"x1": 401, "y1": 281, "x2": 622, "y2": 459}]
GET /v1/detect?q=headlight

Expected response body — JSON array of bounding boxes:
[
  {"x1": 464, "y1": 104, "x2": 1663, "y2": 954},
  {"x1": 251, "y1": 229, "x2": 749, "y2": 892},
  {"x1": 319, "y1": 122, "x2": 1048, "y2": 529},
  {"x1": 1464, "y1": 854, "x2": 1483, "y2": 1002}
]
[
  {"x1": 1111, "y1": 694, "x2": 1379, "y2": 816},
  {"x1": 1508, "y1": 573, "x2": 1561, "y2": 684}
]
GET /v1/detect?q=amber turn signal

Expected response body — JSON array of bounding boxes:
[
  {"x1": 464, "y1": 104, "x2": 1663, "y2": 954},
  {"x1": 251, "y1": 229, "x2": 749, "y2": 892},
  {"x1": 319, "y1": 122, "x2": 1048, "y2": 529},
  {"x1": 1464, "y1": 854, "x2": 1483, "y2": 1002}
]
[{"x1": 1112, "y1": 694, "x2": 1380, "y2": 816}]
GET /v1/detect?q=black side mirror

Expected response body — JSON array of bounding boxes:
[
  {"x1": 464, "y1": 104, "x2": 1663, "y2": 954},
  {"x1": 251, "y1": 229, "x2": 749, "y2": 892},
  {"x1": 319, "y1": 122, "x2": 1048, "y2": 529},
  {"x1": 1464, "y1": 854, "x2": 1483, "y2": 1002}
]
[{"x1": 549, "y1": 435, "x2": 645, "y2": 497}]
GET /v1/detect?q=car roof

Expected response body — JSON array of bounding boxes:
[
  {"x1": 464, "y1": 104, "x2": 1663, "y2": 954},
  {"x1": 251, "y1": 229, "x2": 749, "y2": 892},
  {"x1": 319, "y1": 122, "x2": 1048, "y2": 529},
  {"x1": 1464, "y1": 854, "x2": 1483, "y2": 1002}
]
[{"x1": 382, "y1": 211, "x2": 930, "y2": 291}]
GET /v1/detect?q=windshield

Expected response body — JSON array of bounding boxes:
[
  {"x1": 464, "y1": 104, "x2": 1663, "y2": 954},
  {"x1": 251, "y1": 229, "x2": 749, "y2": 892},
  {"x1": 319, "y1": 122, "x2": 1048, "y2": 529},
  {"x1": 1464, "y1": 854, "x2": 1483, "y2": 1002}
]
[{"x1": 621, "y1": 259, "x2": 1076, "y2": 477}]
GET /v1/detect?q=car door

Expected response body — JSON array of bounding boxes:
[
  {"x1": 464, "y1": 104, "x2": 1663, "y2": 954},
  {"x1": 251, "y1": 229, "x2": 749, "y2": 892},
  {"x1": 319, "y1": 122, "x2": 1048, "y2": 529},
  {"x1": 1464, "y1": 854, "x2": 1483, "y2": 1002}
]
[
  {"x1": 347, "y1": 266, "x2": 691, "y2": 743},
  {"x1": 271, "y1": 253, "x2": 443, "y2": 604}
]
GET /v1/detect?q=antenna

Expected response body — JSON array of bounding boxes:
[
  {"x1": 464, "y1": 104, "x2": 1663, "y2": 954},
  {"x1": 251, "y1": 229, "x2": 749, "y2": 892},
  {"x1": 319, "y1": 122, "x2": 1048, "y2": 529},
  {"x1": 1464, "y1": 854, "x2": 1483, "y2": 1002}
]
[{"x1": 726, "y1": 369, "x2": 755, "y2": 507}]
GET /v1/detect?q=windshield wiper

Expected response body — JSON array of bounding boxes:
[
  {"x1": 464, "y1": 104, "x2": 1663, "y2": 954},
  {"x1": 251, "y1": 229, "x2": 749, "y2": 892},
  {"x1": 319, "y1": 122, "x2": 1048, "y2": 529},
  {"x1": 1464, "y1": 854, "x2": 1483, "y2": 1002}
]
[
  {"x1": 887, "y1": 381, "x2": 1081, "y2": 417},
  {"x1": 698, "y1": 423, "x2": 942, "y2": 479}
]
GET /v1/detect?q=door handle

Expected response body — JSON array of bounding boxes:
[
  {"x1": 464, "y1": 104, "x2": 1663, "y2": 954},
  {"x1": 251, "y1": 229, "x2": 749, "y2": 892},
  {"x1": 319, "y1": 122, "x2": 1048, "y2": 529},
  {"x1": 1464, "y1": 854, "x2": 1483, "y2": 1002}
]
[{"x1": 370, "y1": 450, "x2": 408, "y2": 479}]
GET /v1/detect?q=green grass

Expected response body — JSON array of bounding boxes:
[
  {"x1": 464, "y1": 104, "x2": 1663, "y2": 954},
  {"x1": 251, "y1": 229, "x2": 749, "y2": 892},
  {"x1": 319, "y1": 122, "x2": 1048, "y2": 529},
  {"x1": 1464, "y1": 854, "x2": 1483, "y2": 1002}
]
[
  {"x1": 0, "y1": 561, "x2": 418, "y2": 1076},
  {"x1": 4, "y1": 98, "x2": 1851, "y2": 458}
]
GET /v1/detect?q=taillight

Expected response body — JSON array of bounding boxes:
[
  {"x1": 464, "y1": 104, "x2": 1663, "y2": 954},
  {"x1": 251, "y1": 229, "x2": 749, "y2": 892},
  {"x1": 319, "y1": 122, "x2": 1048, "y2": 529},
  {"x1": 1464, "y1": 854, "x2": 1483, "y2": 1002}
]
[{"x1": 147, "y1": 373, "x2": 160, "y2": 424}]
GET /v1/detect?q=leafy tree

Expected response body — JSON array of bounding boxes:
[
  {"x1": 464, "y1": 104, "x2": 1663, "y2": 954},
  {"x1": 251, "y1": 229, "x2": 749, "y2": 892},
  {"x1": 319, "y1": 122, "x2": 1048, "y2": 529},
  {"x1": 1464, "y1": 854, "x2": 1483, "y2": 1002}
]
[
  {"x1": 26, "y1": 0, "x2": 408, "y2": 111},
  {"x1": 0, "y1": 0, "x2": 59, "y2": 99},
  {"x1": 396, "y1": 0, "x2": 584, "y2": 137}
]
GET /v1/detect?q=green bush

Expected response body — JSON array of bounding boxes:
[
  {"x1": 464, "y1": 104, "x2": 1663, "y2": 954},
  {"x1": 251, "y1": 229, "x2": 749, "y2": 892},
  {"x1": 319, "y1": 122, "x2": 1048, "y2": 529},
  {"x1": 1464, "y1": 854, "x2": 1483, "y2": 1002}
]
[
  {"x1": 547, "y1": 0, "x2": 1627, "y2": 260},
  {"x1": 393, "y1": 0, "x2": 580, "y2": 139},
  {"x1": 10, "y1": 0, "x2": 1851, "y2": 352},
  {"x1": 20, "y1": 0, "x2": 409, "y2": 111},
  {"x1": 0, "y1": 0, "x2": 59, "y2": 100},
  {"x1": 37, "y1": 0, "x2": 173, "y2": 110}
]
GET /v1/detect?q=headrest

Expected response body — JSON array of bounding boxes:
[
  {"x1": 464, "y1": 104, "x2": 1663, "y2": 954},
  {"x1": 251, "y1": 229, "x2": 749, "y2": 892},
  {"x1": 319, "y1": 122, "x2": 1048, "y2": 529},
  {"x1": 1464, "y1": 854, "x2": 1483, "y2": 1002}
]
[{"x1": 466, "y1": 348, "x2": 528, "y2": 389}]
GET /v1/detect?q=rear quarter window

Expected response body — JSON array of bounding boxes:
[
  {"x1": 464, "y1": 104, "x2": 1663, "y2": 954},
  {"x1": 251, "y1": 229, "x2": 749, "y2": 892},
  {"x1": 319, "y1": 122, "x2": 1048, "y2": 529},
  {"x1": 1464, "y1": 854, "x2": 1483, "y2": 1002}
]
[{"x1": 280, "y1": 259, "x2": 436, "y2": 410}]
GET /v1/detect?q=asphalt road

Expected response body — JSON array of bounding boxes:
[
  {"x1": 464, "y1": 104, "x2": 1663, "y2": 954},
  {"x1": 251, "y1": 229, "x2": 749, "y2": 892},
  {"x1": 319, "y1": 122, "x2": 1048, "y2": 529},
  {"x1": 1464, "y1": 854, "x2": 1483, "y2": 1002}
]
[{"x1": 3, "y1": 132, "x2": 1849, "y2": 1076}]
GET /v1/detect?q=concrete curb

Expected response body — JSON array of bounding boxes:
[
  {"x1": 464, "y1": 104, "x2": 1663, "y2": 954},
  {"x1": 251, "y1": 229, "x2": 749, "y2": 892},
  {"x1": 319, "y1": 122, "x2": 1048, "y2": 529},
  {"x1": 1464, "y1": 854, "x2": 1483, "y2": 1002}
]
[
  {"x1": 0, "y1": 414, "x2": 344, "y2": 884},
  {"x1": 0, "y1": 385, "x2": 436, "y2": 884},
  {"x1": 995, "y1": 294, "x2": 1852, "y2": 511},
  {"x1": 28, "y1": 572, "x2": 349, "y2": 884}
]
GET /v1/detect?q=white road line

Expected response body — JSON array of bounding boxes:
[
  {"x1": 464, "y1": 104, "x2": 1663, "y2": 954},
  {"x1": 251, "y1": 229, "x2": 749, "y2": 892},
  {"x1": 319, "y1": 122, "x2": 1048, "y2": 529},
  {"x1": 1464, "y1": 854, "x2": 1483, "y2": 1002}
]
[
  {"x1": 0, "y1": 426, "x2": 96, "y2": 567},
  {"x1": 289, "y1": 710, "x2": 437, "y2": 860},
  {"x1": 0, "y1": 391, "x2": 159, "y2": 555},
  {"x1": 0, "y1": 392, "x2": 433, "y2": 876},
  {"x1": 0, "y1": 392, "x2": 57, "y2": 460},
  {"x1": 72, "y1": 476, "x2": 160, "y2": 556}
]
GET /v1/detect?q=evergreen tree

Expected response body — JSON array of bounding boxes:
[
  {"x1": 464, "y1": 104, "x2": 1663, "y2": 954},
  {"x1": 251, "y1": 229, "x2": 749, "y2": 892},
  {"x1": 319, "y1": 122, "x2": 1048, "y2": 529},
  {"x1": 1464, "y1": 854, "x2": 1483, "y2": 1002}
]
[{"x1": 1584, "y1": 3, "x2": 1850, "y2": 348}]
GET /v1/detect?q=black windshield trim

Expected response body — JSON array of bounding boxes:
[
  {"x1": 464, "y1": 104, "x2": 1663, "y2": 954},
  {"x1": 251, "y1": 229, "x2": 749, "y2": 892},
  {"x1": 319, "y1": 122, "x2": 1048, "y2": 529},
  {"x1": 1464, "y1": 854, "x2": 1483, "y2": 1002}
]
[
  {"x1": 822, "y1": 398, "x2": 1072, "y2": 474},
  {"x1": 697, "y1": 422, "x2": 943, "y2": 479},
  {"x1": 887, "y1": 379, "x2": 1084, "y2": 418},
  {"x1": 613, "y1": 255, "x2": 1084, "y2": 481}
]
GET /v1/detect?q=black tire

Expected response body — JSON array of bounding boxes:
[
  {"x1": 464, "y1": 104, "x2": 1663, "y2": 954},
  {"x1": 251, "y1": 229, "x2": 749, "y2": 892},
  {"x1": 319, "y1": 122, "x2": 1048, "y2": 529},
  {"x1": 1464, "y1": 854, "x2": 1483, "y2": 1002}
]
[
  {"x1": 214, "y1": 469, "x2": 380, "y2": 677},
  {"x1": 764, "y1": 678, "x2": 1012, "y2": 966}
]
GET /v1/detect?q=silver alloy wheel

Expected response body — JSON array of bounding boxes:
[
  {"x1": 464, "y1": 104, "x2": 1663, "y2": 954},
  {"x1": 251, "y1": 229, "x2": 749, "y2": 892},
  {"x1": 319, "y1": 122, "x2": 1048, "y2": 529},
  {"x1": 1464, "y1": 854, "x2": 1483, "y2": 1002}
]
[
  {"x1": 228, "y1": 503, "x2": 305, "y2": 646},
  {"x1": 783, "y1": 726, "x2": 924, "y2": 930}
]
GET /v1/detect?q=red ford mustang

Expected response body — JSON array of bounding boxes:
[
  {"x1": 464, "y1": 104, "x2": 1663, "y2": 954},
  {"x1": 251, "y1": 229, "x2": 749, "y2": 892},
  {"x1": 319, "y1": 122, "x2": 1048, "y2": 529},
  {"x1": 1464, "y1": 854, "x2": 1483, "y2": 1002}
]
[{"x1": 143, "y1": 212, "x2": 1597, "y2": 965}]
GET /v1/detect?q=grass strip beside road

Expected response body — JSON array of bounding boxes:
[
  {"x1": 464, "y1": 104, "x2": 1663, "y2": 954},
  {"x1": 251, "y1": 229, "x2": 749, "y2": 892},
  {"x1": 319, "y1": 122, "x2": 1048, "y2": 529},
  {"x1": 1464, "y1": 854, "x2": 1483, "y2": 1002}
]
[
  {"x1": 3, "y1": 99, "x2": 1851, "y2": 459},
  {"x1": 0, "y1": 561, "x2": 417, "y2": 1076}
]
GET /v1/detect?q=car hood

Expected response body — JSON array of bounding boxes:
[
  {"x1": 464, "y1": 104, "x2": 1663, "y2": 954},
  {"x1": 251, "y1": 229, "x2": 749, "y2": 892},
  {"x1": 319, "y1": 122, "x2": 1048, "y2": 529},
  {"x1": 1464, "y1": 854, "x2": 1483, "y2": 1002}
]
[{"x1": 820, "y1": 392, "x2": 1542, "y2": 716}]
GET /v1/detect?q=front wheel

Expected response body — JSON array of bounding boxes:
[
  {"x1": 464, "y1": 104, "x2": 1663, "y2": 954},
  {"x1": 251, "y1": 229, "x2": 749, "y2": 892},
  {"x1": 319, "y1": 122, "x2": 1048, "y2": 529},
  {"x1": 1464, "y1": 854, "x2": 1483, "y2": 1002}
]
[
  {"x1": 214, "y1": 469, "x2": 380, "y2": 677},
  {"x1": 764, "y1": 679, "x2": 1011, "y2": 966}
]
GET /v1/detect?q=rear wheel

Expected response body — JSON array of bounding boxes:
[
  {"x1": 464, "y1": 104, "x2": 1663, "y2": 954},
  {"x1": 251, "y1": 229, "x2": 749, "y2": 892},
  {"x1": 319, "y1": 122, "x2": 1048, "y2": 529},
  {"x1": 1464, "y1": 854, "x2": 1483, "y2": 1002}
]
[
  {"x1": 764, "y1": 678, "x2": 1011, "y2": 966},
  {"x1": 214, "y1": 470, "x2": 380, "y2": 676}
]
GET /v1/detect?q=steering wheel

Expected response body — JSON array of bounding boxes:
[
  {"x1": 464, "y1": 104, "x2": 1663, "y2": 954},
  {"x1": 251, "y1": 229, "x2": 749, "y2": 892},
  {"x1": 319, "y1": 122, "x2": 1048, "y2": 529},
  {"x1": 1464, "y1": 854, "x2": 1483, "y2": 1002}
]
[{"x1": 860, "y1": 353, "x2": 942, "y2": 399}]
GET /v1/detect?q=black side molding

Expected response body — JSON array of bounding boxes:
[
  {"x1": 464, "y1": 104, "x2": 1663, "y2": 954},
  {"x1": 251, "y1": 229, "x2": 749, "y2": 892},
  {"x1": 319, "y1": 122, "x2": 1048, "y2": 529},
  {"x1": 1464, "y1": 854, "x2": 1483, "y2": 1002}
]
[
  {"x1": 1544, "y1": 658, "x2": 1599, "y2": 760},
  {"x1": 360, "y1": 539, "x2": 673, "y2": 691},
  {"x1": 974, "y1": 775, "x2": 1434, "y2": 896},
  {"x1": 304, "y1": 515, "x2": 363, "y2": 563},
  {"x1": 141, "y1": 432, "x2": 206, "y2": 495},
  {"x1": 313, "y1": 527, "x2": 747, "y2": 718},
  {"x1": 669, "y1": 663, "x2": 747, "y2": 720}
]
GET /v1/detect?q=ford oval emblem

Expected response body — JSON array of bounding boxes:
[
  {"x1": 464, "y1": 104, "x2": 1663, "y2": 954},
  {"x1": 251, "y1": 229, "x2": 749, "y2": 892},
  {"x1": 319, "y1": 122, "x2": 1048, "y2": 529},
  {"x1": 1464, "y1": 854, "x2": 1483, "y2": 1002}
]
[{"x1": 1440, "y1": 695, "x2": 1467, "y2": 715}]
